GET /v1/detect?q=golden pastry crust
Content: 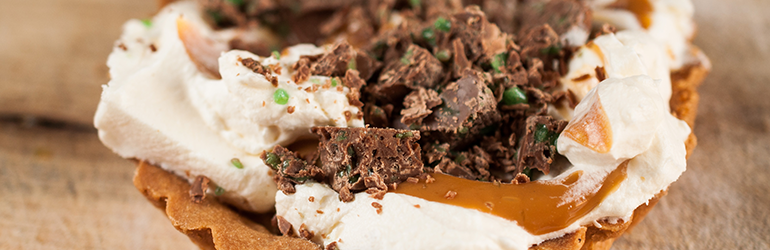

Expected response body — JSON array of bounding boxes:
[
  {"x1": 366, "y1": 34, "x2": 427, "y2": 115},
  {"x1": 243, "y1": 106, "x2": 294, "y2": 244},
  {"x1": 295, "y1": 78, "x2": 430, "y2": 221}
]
[{"x1": 133, "y1": 160, "x2": 321, "y2": 250}]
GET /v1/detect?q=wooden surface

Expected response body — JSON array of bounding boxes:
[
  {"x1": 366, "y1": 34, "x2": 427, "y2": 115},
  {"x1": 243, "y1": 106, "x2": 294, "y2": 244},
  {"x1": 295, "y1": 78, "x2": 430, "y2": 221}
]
[{"x1": 1, "y1": 0, "x2": 769, "y2": 249}]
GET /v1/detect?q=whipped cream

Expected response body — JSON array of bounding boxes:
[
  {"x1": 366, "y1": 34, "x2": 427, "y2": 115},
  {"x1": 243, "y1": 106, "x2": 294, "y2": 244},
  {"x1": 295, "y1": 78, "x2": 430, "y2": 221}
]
[
  {"x1": 588, "y1": 0, "x2": 696, "y2": 69},
  {"x1": 94, "y1": 1, "x2": 362, "y2": 212},
  {"x1": 555, "y1": 31, "x2": 671, "y2": 120},
  {"x1": 276, "y1": 34, "x2": 690, "y2": 250}
]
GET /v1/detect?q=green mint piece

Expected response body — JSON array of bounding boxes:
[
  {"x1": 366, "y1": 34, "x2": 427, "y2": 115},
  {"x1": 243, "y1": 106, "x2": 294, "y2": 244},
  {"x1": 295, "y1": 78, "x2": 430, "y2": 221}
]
[
  {"x1": 539, "y1": 45, "x2": 562, "y2": 55},
  {"x1": 401, "y1": 48, "x2": 413, "y2": 65},
  {"x1": 337, "y1": 130, "x2": 348, "y2": 141},
  {"x1": 409, "y1": 0, "x2": 421, "y2": 9},
  {"x1": 272, "y1": 50, "x2": 280, "y2": 59},
  {"x1": 348, "y1": 174, "x2": 360, "y2": 184},
  {"x1": 331, "y1": 78, "x2": 339, "y2": 87},
  {"x1": 434, "y1": 17, "x2": 451, "y2": 32},
  {"x1": 347, "y1": 58, "x2": 357, "y2": 70},
  {"x1": 214, "y1": 186, "x2": 225, "y2": 196},
  {"x1": 141, "y1": 19, "x2": 152, "y2": 28},
  {"x1": 226, "y1": 0, "x2": 244, "y2": 5},
  {"x1": 395, "y1": 131, "x2": 414, "y2": 138},
  {"x1": 534, "y1": 124, "x2": 549, "y2": 143},
  {"x1": 491, "y1": 53, "x2": 507, "y2": 73},
  {"x1": 310, "y1": 78, "x2": 322, "y2": 85},
  {"x1": 265, "y1": 152, "x2": 280, "y2": 169},
  {"x1": 522, "y1": 167, "x2": 532, "y2": 178},
  {"x1": 230, "y1": 158, "x2": 244, "y2": 169},
  {"x1": 273, "y1": 88, "x2": 289, "y2": 105},
  {"x1": 454, "y1": 154, "x2": 466, "y2": 164},
  {"x1": 435, "y1": 50, "x2": 450, "y2": 62},
  {"x1": 282, "y1": 159, "x2": 290, "y2": 170},
  {"x1": 502, "y1": 86, "x2": 527, "y2": 105},
  {"x1": 421, "y1": 28, "x2": 436, "y2": 46}
]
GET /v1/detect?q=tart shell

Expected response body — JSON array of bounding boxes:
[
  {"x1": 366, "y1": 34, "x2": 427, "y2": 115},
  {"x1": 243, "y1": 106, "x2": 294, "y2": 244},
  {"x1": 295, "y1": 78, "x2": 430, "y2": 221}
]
[{"x1": 131, "y1": 47, "x2": 708, "y2": 250}]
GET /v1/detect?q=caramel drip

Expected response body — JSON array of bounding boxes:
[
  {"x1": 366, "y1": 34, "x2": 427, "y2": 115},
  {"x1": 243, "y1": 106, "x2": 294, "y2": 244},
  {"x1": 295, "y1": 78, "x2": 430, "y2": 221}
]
[
  {"x1": 610, "y1": 0, "x2": 654, "y2": 29},
  {"x1": 586, "y1": 41, "x2": 606, "y2": 65},
  {"x1": 177, "y1": 17, "x2": 225, "y2": 79},
  {"x1": 394, "y1": 162, "x2": 629, "y2": 235},
  {"x1": 563, "y1": 95, "x2": 613, "y2": 153}
]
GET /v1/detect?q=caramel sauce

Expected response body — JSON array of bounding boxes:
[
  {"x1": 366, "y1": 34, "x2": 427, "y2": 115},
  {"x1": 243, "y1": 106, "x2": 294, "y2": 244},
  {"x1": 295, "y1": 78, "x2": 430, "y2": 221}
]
[
  {"x1": 563, "y1": 96, "x2": 613, "y2": 153},
  {"x1": 610, "y1": 0, "x2": 654, "y2": 29},
  {"x1": 586, "y1": 41, "x2": 606, "y2": 65},
  {"x1": 394, "y1": 162, "x2": 628, "y2": 235},
  {"x1": 177, "y1": 17, "x2": 225, "y2": 79}
]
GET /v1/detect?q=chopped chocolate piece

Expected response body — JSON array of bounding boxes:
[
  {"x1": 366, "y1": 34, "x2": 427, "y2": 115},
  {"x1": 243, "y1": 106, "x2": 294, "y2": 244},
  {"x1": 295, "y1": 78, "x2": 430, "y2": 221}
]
[
  {"x1": 242, "y1": 57, "x2": 279, "y2": 86},
  {"x1": 326, "y1": 242, "x2": 340, "y2": 250},
  {"x1": 299, "y1": 224, "x2": 315, "y2": 240},
  {"x1": 401, "y1": 87, "x2": 443, "y2": 125},
  {"x1": 229, "y1": 37, "x2": 272, "y2": 58},
  {"x1": 421, "y1": 70, "x2": 500, "y2": 149},
  {"x1": 344, "y1": 69, "x2": 367, "y2": 90},
  {"x1": 261, "y1": 145, "x2": 324, "y2": 195},
  {"x1": 595, "y1": 66, "x2": 607, "y2": 82},
  {"x1": 275, "y1": 215, "x2": 294, "y2": 236},
  {"x1": 311, "y1": 41, "x2": 355, "y2": 77},
  {"x1": 516, "y1": 0, "x2": 592, "y2": 45},
  {"x1": 476, "y1": 0, "x2": 518, "y2": 33},
  {"x1": 517, "y1": 115, "x2": 568, "y2": 174},
  {"x1": 423, "y1": 143, "x2": 450, "y2": 164},
  {"x1": 312, "y1": 127, "x2": 423, "y2": 202},
  {"x1": 190, "y1": 175, "x2": 210, "y2": 204},
  {"x1": 292, "y1": 57, "x2": 312, "y2": 84},
  {"x1": 451, "y1": 39, "x2": 472, "y2": 79},
  {"x1": 369, "y1": 44, "x2": 443, "y2": 103},
  {"x1": 199, "y1": 0, "x2": 248, "y2": 28},
  {"x1": 363, "y1": 103, "x2": 392, "y2": 128},
  {"x1": 353, "y1": 50, "x2": 382, "y2": 81}
]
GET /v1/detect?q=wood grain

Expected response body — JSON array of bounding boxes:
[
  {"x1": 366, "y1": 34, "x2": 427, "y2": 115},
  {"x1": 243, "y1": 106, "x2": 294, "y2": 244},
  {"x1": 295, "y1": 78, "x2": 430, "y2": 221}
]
[
  {"x1": 0, "y1": 0, "x2": 159, "y2": 125},
  {"x1": 0, "y1": 0, "x2": 769, "y2": 249}
]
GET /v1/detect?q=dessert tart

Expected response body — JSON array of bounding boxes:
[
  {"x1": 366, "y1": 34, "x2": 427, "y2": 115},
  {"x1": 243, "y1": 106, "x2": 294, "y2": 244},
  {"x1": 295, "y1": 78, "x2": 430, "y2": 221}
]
[{"x1": 96, "y1": 0, "x2": 709, "y2": 249}]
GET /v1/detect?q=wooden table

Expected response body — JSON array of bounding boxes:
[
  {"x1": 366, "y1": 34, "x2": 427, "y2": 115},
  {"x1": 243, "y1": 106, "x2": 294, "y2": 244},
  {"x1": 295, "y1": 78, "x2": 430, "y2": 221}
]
[{"x1": 1, "y1": 0, "x2": 768, "y2": 249}]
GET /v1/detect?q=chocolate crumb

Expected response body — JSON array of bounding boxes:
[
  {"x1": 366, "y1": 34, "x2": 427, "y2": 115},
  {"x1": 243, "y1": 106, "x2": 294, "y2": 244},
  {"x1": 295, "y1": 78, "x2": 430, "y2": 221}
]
[
  {"x1": 299, "y1": 224, "x2": 315, "y2": 240},
  {"x1": 308, "y1": 196, "x2": 315, "y2": 202},
  {"x1": 275, "y1": 215, "x2": 294, "y2": 236},
  {"x1": 287, "y1": 106, "x2": 296, "y2": 114},
  {"x1": 406, "y1": 177, "x2": 419, "y2": 184},
  {"x1": 414, "y1": 204, "x2": 421, "y2": 208},
  {"x1": 595, "y1": 66, "x2": 607, "y2": 82},
  {"x1": 326, "y1": 242, "x2": 339, "y2": 250},
  {"x1": 317, "y1": 210, "x2": 324, "y2": 214},
  {"x1": 190, "y1": 175, "x2": 210, "y2": 204},
  {"x1": 444, "y1": 190, "x2": 457, "y2": 200},
  {"x1": 371, "y1": 202, "x2": 383, "y2": 214},
  {"x1": 117, "y1": 43, "x2": 127, "y2": 51},
  {"x1": 149, "y1": 44, "x2": 157, "y2": 52}
]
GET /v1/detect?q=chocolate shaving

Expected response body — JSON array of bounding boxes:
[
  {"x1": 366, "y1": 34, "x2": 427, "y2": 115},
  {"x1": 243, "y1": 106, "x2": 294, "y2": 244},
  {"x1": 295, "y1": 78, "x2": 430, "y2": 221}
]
[
  {"x1": 595, "y1": 66, "x2": 608, "y2": 82},
  {"x1": 298, "y1": 224, "x2": 315, "y2": 240},
  {"x1": 275, "y1": 215, "x2": 294, "y2": 237},
  {"x1": 190, "y1": 175, "x2": 210, "y2": 204}
]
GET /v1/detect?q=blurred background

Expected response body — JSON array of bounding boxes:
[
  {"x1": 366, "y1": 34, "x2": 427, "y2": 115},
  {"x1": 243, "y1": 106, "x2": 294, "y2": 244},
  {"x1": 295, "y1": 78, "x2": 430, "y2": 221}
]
[{"x1": 1, "y1": 0, "x2": 768, "y2": 249}]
